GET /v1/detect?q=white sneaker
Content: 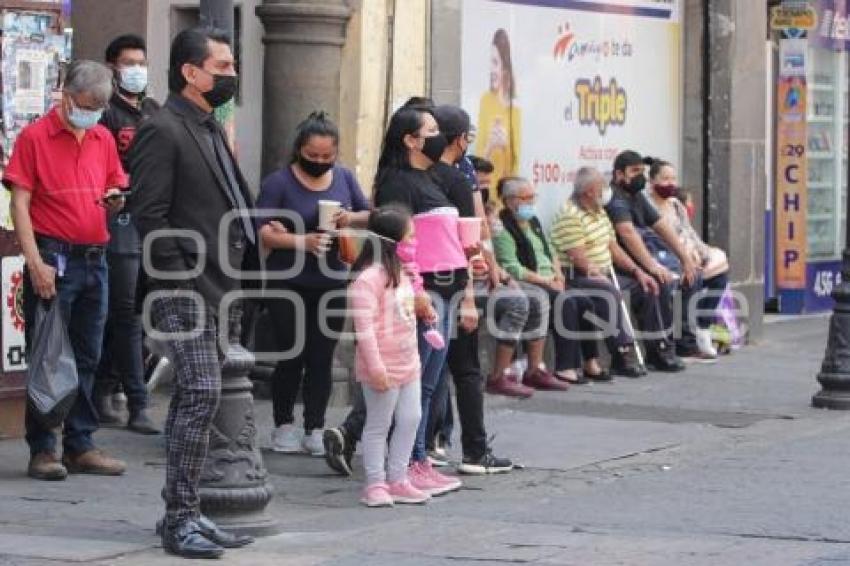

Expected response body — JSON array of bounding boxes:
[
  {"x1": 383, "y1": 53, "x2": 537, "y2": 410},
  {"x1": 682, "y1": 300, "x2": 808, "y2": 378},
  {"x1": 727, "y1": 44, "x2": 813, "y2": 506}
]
[
  {"x1": 271, "y1": 424, "x2": 305, "y2": 453},
  {"x1": 695, "y1": 328, "x2": 719, "y2": 359},
  {"x1": 303, "y1": 429, "x2": 326, "y2": 457}
]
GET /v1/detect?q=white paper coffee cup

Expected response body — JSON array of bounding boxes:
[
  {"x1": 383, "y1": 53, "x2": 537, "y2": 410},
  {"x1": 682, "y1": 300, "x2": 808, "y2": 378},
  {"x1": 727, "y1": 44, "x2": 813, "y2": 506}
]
[{"x1": 318, "y1": 200, "x2": 342, "y2": 231}]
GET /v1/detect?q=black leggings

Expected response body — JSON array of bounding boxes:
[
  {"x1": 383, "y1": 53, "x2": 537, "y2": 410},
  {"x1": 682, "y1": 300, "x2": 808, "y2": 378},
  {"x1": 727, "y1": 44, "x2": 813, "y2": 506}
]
[{"x1": 267, "y1": 285, "x2": 347, "y2": 431}]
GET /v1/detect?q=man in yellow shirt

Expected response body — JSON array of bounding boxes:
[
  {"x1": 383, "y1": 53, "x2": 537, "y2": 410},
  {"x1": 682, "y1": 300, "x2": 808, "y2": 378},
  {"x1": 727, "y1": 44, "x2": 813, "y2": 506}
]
[{"x1": 550, "y1": 167, "x2": 667, "y2": 378}]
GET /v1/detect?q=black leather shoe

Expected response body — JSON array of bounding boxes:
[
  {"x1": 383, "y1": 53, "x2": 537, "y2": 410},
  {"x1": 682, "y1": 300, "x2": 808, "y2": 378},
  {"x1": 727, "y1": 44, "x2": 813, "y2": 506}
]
[
  {"x1": 162, "y1": 520, "x2": 224, "y2": 559},
  {"x1": 128, "y1": 410, "x2": 161, "y2": 435},
  {"x1": 612, "y1": 344, "x2": 647, "y2": 378},
  {"x1": 157, "y1": 516, "x2": 253, "y2": 549},
  {"x1": 646, "y1": 344, "x2": 686, "y2": 373},
  {"x1": 197, "y1": 515, "x2": 254, "y2": 548}
]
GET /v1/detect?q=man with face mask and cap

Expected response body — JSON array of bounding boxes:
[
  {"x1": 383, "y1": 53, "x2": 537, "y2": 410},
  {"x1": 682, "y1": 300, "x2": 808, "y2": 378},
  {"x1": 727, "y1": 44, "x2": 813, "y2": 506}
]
[
  {"x1": 128, "y1": 28, "x2": 256, "y2": 558},
  {"x1": 93, "y1": 34, "x2": 161, "y2": 434},
  {"x1": 604, "y1": 150, "x2": 697, "y2": 373},
  {"x1": 427, "y1": 104, "x2": 514, "y2": 475}
]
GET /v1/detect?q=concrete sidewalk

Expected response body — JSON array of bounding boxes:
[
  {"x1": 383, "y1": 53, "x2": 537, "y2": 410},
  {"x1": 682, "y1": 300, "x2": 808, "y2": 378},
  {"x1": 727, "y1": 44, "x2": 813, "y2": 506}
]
[{"x1": 1, "y1": 314, "x2": 847, "y2": 565}]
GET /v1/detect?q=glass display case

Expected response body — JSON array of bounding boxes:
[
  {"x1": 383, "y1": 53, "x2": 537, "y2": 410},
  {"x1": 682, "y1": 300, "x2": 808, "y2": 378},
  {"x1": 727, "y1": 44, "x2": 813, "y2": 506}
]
[{"x1": 806, "y1": 46, "x2": 848, "y2": 260}]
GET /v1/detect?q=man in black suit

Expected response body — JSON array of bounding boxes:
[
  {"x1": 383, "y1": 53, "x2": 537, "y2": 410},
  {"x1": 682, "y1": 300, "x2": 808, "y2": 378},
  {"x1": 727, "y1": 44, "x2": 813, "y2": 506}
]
[{"x1": 128, "y1": 27, "x2": 256, "y2": 559}]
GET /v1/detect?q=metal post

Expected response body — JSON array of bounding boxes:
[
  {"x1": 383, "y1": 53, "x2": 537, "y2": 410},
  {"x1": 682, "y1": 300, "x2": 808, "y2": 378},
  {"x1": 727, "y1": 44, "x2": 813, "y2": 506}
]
[
  {"x1": 812, "y1": 51, "x2": 850, "y2": 409},
  {"x1": 191, "y1": 0, "x2": 277, "y2": 534}
]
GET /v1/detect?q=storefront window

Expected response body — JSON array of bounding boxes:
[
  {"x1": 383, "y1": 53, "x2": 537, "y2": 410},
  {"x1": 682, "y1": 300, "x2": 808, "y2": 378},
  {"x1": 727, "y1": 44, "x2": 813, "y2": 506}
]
[{"x1": 806, "y1": 45, "x2": 846, "y2": 259}]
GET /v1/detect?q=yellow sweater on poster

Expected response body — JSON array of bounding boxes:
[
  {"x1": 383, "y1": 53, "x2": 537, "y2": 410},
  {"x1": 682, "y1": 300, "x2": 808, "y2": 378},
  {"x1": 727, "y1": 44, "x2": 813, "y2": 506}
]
[{"x1": 475, "y1": 90, "x2": 521, "y2": 204}]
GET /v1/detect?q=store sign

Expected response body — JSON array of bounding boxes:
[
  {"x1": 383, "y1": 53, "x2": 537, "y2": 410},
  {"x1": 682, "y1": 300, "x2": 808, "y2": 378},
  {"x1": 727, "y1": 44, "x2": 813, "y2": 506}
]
[
  {"x1": 775, "y1": 75, "x2": 808, "y2": 289},
  {"x1": 2, "y1": 256, "x2": 26, "y2": 373},
  {"x1": 806, "y1": 260, "x2": 842, "y2": 310},
  {"x1": 779, "y1": 38, "x2": 808, "y2": 78},
  {"x1": 771, "y1": 6, "x2": 818, "y2": 31},
  {"x1": 461, "y1": 0, "x2": 681, "y2": 227}
]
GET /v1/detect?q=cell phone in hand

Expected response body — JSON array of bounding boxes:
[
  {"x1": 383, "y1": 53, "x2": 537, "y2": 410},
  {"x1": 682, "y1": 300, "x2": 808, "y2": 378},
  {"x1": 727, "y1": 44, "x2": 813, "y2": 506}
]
[{"x1": 101, "y1": 189, "x2": 134, "y2": 203}]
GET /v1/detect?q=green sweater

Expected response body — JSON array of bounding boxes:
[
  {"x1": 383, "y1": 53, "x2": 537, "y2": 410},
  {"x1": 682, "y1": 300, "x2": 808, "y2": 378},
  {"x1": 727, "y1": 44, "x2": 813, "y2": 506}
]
[{"x1": 494, "y1": 224, "x2": 556, "y2": 281}]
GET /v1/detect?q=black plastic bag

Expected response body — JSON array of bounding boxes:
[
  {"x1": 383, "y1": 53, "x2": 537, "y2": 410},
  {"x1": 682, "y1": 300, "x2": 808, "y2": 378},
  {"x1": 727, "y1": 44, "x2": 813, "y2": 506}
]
[{"x1": 26, "y1": 299, "x2": 78, "y2": 428}]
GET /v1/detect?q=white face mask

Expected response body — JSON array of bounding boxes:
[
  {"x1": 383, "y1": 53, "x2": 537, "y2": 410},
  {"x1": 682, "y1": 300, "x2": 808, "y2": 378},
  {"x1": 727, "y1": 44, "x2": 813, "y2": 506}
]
[
  {"x1": 119, "y1": 65, "x2": 148, "y2": 94},
  {"x1": 598, "y1": 186, "x2": 613, "y2": 207},
  {"x1": 67, "y1": 99, "x2": 103, "y2": 130}
]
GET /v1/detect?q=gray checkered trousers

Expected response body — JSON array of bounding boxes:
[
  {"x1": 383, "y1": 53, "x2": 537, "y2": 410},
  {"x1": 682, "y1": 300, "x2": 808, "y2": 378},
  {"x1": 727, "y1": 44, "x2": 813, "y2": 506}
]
[{"x1": 149, "y1": 291, "x2": 225, "y2": 527}]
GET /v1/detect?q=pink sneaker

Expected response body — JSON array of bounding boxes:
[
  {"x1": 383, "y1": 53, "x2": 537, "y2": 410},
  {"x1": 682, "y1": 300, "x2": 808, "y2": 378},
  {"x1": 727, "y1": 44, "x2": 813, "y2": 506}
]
[
  {"x1": 423, "y1": 460, "x2": 462, "y2": 493},
  {"x1": 408, "y1": 461, "x2": 454, "y2": 497},
  {"x1": 360, "y1": 482, "x2": 393, "y2": 508},
  {"x1": 387, "y1": 480, "x2": 430, "y2": 504}
]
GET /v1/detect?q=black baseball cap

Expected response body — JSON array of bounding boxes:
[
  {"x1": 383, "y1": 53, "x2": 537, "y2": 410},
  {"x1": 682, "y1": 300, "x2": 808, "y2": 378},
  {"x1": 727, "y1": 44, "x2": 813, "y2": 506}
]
[
  {"x1": 433, "y1": 105, "x2": 471, "y2": 142},
  {"x1": 613, "y1": 150, "x2": 645, "y2": 173}
]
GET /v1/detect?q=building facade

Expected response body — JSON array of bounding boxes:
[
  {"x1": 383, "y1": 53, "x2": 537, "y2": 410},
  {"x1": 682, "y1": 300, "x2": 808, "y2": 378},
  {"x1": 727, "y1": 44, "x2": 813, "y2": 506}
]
[
  {"x1": 0, "y1": 0, "x2": 777, "y2": 438},
  {"x1": 71, "y1": 0, "x2": 770, "y2": 335}
]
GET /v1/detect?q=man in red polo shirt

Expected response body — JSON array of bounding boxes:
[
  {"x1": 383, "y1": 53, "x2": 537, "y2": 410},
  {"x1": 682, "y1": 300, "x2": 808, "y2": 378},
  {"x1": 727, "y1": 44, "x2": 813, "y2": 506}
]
[{"x1": 3, "y1": 60, "x2": 128, "y2": 481}]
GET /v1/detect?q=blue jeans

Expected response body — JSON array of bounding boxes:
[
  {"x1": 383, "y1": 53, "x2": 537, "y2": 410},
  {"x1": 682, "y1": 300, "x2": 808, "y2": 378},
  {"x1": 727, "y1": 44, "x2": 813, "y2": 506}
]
[
  {"x1": 24, "y1": 250, "x2": 109, "y2": 456},
  {"x1": 696, "y1": 272, "x2": 730, "y2": 328},
  {"x1": 677, "y1": 272, "x2": 730, "y2": 351},
  {"x1": 411, "y1": 293, "x2": 456, "y2": 463},
  {"x1": 427, "y1": 366, "x2": 454, "y2": 450}
]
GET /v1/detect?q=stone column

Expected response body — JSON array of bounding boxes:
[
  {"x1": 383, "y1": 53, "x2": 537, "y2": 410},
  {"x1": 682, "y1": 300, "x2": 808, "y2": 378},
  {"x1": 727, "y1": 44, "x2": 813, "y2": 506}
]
[
  {"x1": 696, "y1": 0, "x2": 768, "y2": 341},
  {"x1": 255, "y1": 0, "x2": 354, "y2": 404},
  {"x1": 255, "y1": 0, "x2": 352, "y2": 177}
]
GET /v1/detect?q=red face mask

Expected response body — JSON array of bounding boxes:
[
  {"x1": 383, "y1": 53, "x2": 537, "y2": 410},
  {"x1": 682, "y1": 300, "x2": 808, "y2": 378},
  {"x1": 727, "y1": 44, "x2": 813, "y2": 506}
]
[{"x1": 654, "y1": 184, "x2": 679, "y2": 199}]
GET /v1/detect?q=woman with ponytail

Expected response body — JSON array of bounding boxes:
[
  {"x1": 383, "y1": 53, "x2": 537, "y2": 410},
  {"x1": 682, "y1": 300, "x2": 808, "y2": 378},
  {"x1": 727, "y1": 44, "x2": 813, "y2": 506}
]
[{"x1": 256, "y1": 111, "x2": 370, "y2": 456}]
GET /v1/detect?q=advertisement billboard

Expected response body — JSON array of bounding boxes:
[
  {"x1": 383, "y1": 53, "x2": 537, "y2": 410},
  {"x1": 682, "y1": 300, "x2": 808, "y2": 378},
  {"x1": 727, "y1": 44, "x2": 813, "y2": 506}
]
[{"x1": 461, "y1": 0, "x2": 682, "y2": 226}]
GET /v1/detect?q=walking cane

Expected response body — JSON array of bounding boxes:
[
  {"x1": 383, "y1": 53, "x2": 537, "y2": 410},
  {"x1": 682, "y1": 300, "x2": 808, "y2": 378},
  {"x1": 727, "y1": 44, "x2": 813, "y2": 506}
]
[{"x1": 608, "y1": 267, "x2": 645, "y2": 367}]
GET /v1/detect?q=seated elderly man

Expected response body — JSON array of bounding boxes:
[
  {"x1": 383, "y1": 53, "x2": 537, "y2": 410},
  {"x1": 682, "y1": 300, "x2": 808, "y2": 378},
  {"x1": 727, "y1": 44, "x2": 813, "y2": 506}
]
[
  {"x1": 551, "y1": 166, "x2": 673, "y2": 377},
  {"x1": 494, "y1": 176, "x2": 606, "y2": 387}
]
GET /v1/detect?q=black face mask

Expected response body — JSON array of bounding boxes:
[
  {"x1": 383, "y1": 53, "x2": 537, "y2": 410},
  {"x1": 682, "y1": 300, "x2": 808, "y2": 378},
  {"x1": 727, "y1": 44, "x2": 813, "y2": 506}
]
[
  {"x1": 421, "y1": 133, "x2": 448, "y2": 163},
  {"x1": 298, "y1": 155, "x2": 334, "y2": 178},
  {"x1": 201, "y1": 74, "x2": 238, "y2": 108},
  {"x1": 622, "y1": 173, "x2": 647, "y2": 195}
]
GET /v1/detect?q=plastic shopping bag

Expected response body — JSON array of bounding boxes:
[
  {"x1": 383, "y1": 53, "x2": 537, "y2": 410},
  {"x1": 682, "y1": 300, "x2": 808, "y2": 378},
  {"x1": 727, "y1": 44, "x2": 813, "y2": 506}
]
[
  {"x1": 26, "y1": 299, "x2": 78, "y2": 428},
  {"x1": 713, "y1": 287, "x2": 744, "y2": 353}
]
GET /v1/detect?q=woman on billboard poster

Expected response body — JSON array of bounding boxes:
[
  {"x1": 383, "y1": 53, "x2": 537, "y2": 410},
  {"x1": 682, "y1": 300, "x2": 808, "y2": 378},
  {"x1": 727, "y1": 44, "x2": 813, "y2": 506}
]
[{"x1": 476, "y1": 28, "x2": 522, "y2": 204}]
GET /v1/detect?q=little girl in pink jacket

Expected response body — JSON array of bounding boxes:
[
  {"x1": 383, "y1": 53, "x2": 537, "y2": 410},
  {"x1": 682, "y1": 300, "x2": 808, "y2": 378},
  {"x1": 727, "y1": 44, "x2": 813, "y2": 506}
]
[{"x1": 349, "y1": 207, "x2": 431, "y2": 507}]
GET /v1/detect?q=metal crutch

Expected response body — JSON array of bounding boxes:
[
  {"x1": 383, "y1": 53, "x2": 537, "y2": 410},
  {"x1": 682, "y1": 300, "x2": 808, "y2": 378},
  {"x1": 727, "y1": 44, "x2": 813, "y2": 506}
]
[{"x1": 609, "y1": 268, "x2": 645, "y2": 367}]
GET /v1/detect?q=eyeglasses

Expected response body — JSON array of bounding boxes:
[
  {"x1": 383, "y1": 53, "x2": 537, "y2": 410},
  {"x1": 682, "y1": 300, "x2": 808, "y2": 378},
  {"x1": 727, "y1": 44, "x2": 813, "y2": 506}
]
[
  {"x1": 510, "y1": 194, "x2": 537, "y2": 204},
  {"x1": 465, "y1": 131, "x2": 477, "y2": 144}
]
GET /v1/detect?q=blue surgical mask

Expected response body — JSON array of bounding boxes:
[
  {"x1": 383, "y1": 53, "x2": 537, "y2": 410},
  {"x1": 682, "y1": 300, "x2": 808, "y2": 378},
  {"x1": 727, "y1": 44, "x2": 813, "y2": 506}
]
[
  {"x1": 516, "y1": 204, "x2": 536, "y2": 221},
  {"x1": 119, "y1": 65, "x2": 148, "y2": 94},
  {"x1": 67, "y1": 99, "x2": 103, "y2": 130}
]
